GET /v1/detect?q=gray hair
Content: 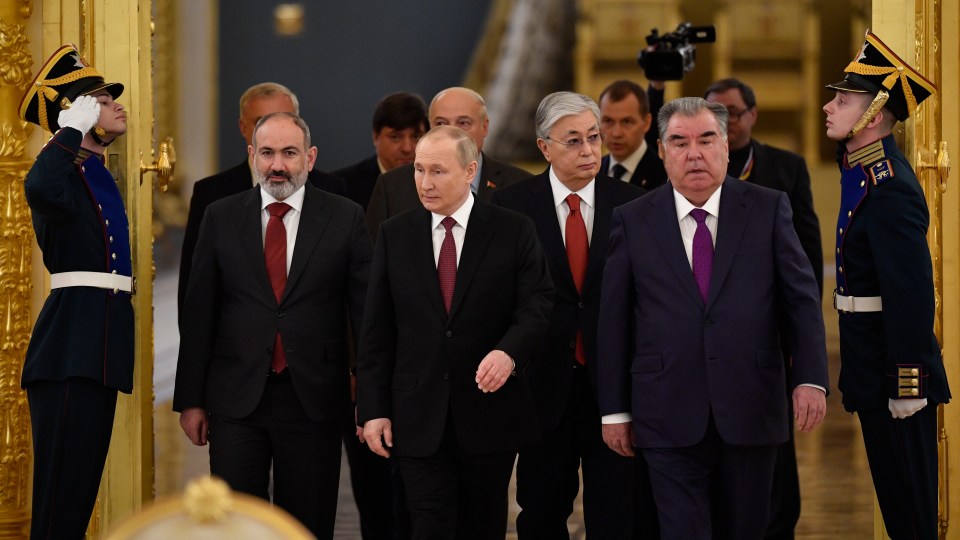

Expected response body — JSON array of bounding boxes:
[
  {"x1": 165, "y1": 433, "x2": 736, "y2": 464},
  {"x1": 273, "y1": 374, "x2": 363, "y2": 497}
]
[
  {"x1": 657, "y1": 97, "x2": 728, "y2": 141},
  {"x1": 418, "y1": 125, "x2": 478, "y2": 168},
  {"x1": 239, "y1": 82, "x2": 300, "y2": 118},
  {"x1": 252, "y1": 112, "x2": 311, "y2": 150},
  {"x1": 535, "y1": 92, "x2": 601, "y2": 140},
  {"x1": 430, "y1": 87, "x2": 487, "y2": 121}
]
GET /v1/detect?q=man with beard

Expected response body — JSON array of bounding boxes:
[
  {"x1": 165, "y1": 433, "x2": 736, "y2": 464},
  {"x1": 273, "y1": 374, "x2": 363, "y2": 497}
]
[{"x1": 174, "y1": 112, "x2": 371, "y2": 538}]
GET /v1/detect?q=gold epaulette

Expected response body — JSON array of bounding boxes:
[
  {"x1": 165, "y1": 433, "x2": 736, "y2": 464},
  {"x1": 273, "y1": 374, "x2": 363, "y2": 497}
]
[{"x1": 847, "y1": 139, "x2": 886, "y2": 167}]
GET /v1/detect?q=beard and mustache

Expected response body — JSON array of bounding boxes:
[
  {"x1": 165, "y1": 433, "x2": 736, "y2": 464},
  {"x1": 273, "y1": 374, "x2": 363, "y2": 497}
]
[{"x1": 256, "y1": 168, "x2": 309, "y2": 200}]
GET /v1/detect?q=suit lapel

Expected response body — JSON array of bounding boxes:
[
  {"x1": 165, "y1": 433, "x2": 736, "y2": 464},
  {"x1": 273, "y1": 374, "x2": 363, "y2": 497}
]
[
  {"x1": 644, "y1": 187, "x2": 703, "y2": 307},
  {"x1": 448, "y1": 201, "x2": 494, "y2": 321},
  {"x1": 239, "y1": 189, "x2": 277, "y2": 304},
  {"x1": 706, "y1": 178, "x2": 752, "y2": 308},
  {"x1": 410, "y1": 210, "x2": 448, "y2": 319},
  {"x1": 528, "y1": 173, "x2": 576, "y2": 294},
  {"x1": 283, "y1": 187, "x2": 330, "y2": 301},
  {"x1": 477, "y1": 152, "x2": 501, "y2": 199},
  {"x1": 583, "y1": 177, "x2": 612, "y2": 295}
]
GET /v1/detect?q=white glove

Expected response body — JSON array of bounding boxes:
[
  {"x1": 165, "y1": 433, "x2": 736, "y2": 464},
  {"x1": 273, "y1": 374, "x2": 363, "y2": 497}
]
[
  {"x1": 889, "y1": 398, "x2": 928, "y2": 419},
  {"x1": 58, "y1": 94, "x2": 101, "y2": 135}
]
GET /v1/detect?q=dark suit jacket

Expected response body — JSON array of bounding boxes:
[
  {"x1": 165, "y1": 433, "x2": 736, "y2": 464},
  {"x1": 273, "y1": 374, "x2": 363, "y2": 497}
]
[
  {"x1": 491, "y1": 171, "x2": 645, "y2": 429},
  {"x1": 746, "y1": 139, "x2": 823, "y2": 295},
  {"x1": 356, "y1": 201, "x2": 553, "y2": 457},
  {"x1": 596, "y1": 178, "x2": 828, "y2": 448},
  {"x1": 173, "y1": 185, "x2": 371, "y2": 422},
  {"x1": 600, "y1": 148, "x2": 667, "y2": 191},
  {"x1": 333, "y1": 155, "x2": 381, "y2": 210},
  {"x1": 365, "y1": 152, "x2": 531, "y2": 238},
  {"x1": 178, "y1": 160, "x2": 346, "y2": 311}
]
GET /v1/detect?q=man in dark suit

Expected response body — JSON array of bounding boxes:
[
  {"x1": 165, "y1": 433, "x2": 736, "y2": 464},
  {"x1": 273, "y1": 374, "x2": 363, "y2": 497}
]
[
  {"x1": 598, "y1": 80, "x2": 667, "y2": 190},
  {"x1": 702, "y1": 77, "x2": 823, "y2": 540},
  {"x1": 18, "y1": 44, "x2": 134, "y2": 540},
  {"x1": 179, "y1": 82, "x2": 346, "y2": 311},
  {"x1": 365, "y1": 87, "x2": 530, "y2": 237},
  {"x1": 491, "y1": 91, "x2": 657, "y2": 539},
  {"x1": 597, "y1": 97, "x2": 828, "y2": 539},
  {"x1": 174, "y1": 112, "x2": 371, "y2": 538},
  {"x1": 357, "y1": 126, "x2": 553, "y2": 539},
  {"x1": 824, "y1": 31, "x2": 949, "y2": 539},
  {"x1": 334, "y1": 92, "x2": 428, "y2": 209}
]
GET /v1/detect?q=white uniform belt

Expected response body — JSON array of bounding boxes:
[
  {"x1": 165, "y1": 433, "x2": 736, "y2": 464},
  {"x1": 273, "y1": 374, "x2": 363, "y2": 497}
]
[
  {"x1": 834, "y1": 292, "x2": 882, "y2": 313},
  {"x1": 50, "y1": 271, "x2": 134, "y2": 293}
]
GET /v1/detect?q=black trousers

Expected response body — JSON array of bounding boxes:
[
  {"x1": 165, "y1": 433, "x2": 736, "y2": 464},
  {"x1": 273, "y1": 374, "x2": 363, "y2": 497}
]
[
  {"x1": 397, "y1": 415, "x2": 516, "y2": 540},
  {"x1": 343, "y1": 397, "x2": 411, "y2": 539},
  {"x1": 27, "y1": 378, "x2": 118, "y2": 540},
  {"x1": 643, "y1": 416, "x2": 778, "y2": 540},
  {"x1": 858, "y1": 404, "x2": 939, "y2": 540},
  {"x1": 516, "y1": 366, "x2": 659, "y2": 539},
  {"x1": 208, "y1": 373, "x2": 342, "y2": 539}
]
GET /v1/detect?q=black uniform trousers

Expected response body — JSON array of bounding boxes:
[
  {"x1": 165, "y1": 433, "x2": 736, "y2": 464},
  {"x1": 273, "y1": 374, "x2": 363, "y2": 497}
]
[
  {"x1": 27, "y1": 377, "x2": 117, "y2": 540},
  {"x1": 858, "y1": 404, "x2": 939, "y2": 540},
  {"x1": 397, "y1": 413, "x2": 517, "y2": 540},
  {"x1": 516, "y1": 365, "x2": 659, "y2": 539},
  {"x1": 208, "y1": 372, "x2": 342, "y2": 539}
]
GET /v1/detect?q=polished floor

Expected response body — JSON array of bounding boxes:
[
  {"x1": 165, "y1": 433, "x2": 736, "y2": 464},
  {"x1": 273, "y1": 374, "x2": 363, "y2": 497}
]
[{"x1": 152, "y1": 161, "x2": 876, "y2": 538}]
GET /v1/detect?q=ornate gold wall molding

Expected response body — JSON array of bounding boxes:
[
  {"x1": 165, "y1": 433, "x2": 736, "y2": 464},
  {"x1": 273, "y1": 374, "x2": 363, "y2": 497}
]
[{"x1": 0, "y1": 1, "x2": 33, "y2": 538}]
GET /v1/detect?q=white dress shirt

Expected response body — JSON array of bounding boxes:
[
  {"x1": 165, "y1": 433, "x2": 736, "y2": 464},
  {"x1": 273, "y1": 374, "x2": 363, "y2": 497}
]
[
  {"x1": 430, "y1": 193, "x2": 475, "y2": 266},
  {"x1": 260, "y1": 185, "x2": 306, "y2": 274},
  {"x1": 607, "y1": 140, "x2": 648, "y2": 183},
  {"x1": 548, "y1": 168, "x2": 596, "y2": 243}
]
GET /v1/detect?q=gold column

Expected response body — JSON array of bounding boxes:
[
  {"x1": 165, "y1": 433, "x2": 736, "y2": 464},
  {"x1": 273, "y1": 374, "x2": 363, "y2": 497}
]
[{"x1": 0, "y1": 1, "x2": 34, "y2": 538}]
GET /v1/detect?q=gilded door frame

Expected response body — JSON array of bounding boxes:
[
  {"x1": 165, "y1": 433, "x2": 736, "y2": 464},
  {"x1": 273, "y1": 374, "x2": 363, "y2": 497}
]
[{"x1": 872, "y1": 1, "x2": 959, "y2": 539}]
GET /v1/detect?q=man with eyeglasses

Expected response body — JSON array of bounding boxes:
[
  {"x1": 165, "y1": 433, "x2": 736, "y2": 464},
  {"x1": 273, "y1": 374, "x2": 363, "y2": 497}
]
[
  {"x1": 703, "y1": 77, "x2": 823, "y2": 540},
  {"x1": 491, "y1": 92, "x2": 658, "y2": 538}
]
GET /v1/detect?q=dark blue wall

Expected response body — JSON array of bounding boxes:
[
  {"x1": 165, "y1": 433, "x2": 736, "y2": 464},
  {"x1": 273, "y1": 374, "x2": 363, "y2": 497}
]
[{"x1": 218, "y1": 1, "x2": 493, "y2": 171}]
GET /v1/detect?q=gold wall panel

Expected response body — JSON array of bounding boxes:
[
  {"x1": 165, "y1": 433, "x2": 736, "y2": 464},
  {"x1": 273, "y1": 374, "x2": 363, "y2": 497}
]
[{"x1": 0, "y1": 0, "x2": 34, "y2": 538}]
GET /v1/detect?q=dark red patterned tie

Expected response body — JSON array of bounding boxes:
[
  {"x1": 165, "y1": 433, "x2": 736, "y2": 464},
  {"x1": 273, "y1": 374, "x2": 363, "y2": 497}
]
[
  {"x1": 690, "y1": 208, "x2": 713, "y2": 303},
  {"x1": 437, "y1": 216, "x2": 457, "y2": 314},
  {"x1": 265, "y1": 202, "x2": 292, "y2": 372},
  {"x1": 565, "y1": 194, "x2": 588, "y2": 365}
]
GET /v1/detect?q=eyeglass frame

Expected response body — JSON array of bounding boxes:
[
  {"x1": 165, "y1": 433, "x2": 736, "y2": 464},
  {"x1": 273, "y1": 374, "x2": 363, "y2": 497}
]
[
  {"x1": 725, "y1": 106, "x2": 755, "y2": 123},
  {"x1": 543, "y1": 132, "x2": 606, "y2": 150}
]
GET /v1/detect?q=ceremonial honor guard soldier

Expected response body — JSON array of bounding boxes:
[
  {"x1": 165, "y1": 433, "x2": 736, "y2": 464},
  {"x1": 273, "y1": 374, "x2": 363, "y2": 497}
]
[
  {"x1": 823, "y1": 31, "x2": 950, "y2": 539},
  {"x1": 18, "y1": 45, "x2": 134, "y2": 539}
]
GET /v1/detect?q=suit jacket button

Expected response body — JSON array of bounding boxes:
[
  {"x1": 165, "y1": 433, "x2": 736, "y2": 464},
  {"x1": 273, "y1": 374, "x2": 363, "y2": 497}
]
[
  {"x1": 578, "y1": 302, "x2": 584, "y2": 309},
  {"x1": 569, "y1": 341, "x2": 576, "y2": 349},
  {"x1": 443, "y1": 372, "x2": 449, "y2": 381},
  {"x1": 445, "y1": 330, "x2": 453, "y2": 338},
  {"x1": 276, "y1": 311, "x2": 284, "y2": 318},
  {"x1": 704, "y1": 320, "x2": 713, "y2": 328}
]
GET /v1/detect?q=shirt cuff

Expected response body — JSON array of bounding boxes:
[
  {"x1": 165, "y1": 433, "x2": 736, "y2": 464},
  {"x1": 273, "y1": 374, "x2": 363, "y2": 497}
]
[
  {"x1": 798, "y1": 383, "x2": 826, "y2": 393},
  {"x1": 601, "y1": 413, "x2": 632, "y2": 424}
]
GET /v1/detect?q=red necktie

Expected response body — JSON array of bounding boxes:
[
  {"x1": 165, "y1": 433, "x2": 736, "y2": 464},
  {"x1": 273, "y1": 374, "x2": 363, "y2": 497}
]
[
  {"x1": 565, "y1": 194, "x2": 588, "y2": 365},
  {"x1": 690, "y1": 208, "x2": 714, "y2": 303},
  {"x1": 437, "y1": 216, "x2": 458, "y2": 314},
  {"x1": 265, "y1": 202, "x2": 292, "y2": 372}
]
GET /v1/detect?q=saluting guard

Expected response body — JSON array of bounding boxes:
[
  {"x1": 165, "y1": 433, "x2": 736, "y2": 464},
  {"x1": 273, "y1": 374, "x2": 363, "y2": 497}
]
[
  {"x1": 18, "y1": 44, "x2": 134, "y2": 540},
  {"x1": 823, "y1": 31, "x2": 950, "y2": 540}
]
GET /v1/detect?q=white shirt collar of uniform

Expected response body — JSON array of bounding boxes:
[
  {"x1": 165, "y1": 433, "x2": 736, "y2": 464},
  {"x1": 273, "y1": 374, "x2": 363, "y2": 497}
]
[
  {"x1": 548, "y1": 167, "x2": 596, "y2": 210},
  {"x1": 673, "y1": 183, "x2": 722, "y2": 222},
  {"x1": 430, "y1": 191, "x2": 475, "y2": 231},
  {"x1": 260, "y1": 183, "x2": 306, "y2": 214},
  {"x1": 608, "y1": 140, "x2": 648, "y2": 176}
]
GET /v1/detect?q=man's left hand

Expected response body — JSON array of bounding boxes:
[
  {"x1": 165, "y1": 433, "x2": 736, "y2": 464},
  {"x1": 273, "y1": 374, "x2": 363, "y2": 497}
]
[
  {"x1": 476, "y1": 349, "x2": 514, "y2": 393},
  {"x1": 793, "y1": 386, "x2": 827, "y2": 432}
]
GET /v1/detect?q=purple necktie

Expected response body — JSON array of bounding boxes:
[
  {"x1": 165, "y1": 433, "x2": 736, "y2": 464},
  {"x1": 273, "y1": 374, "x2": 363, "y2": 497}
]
[
  {"x1": 690, "y1": 208, "x2": 713, "y2": 303},
  {"x1": 437, "y1": 216, "x2": 457, "y2": 313}
]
